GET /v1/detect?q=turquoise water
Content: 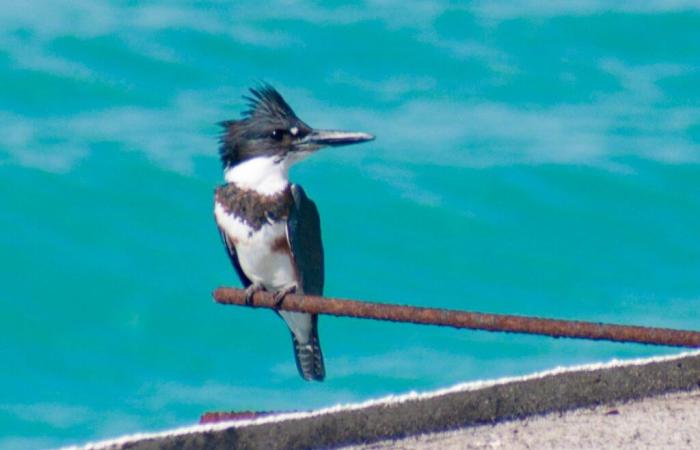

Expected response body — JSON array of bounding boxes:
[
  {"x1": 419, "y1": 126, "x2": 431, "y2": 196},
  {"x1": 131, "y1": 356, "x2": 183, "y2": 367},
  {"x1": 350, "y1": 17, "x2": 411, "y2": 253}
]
[{"x1": 1, "y1": 2, "x2": 700, "y2": 448}]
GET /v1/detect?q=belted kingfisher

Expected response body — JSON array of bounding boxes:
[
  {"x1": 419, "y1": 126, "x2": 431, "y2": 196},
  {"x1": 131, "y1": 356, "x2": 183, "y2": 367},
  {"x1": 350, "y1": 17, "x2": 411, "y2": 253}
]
[{"x1": 214, "y1": 84, "x2": 374, "y2": 381}]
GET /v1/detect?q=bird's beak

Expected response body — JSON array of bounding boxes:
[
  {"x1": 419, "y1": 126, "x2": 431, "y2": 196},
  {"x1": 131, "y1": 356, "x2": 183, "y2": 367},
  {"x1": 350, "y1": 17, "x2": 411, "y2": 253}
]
[{"x1": 296, "y1": 129, "x2": 374, "y2": 150}]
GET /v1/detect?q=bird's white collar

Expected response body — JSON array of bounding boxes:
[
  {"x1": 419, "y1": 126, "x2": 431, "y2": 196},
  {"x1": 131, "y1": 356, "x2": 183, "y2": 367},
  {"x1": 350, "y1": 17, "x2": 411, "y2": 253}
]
[{"x1": 224, "y1": 156, "x2": 291, "y2": 195}]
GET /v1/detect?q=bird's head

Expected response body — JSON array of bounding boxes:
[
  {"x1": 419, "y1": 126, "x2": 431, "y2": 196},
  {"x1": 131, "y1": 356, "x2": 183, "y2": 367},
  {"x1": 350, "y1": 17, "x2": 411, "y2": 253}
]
[{"x1": 219, "y1": 84, "x2": 374, "y2": 170}]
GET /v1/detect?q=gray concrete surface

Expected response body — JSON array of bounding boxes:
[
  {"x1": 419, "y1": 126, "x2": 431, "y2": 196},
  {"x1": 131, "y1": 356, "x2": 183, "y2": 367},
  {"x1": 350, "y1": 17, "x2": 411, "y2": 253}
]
[
  {"x1": 81, "y1": 351, "x2": 700, "y2": 450},
  {"x1": 344, "y1": 388, "x2": 700, "y2": 449}
]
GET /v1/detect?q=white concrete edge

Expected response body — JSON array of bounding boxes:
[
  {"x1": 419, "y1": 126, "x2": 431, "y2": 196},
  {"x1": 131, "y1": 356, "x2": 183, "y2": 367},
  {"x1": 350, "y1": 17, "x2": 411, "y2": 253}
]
[{"x1": 66, "y1": 349, "x2": 700, "y2": 450}]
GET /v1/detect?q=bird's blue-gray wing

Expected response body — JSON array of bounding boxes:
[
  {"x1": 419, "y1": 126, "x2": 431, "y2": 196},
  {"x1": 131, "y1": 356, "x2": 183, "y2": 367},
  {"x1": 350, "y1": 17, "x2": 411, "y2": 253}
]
[
  {"x1": 285, "y1": 184, "x2": 325, "y2": 381},
  {"x1": 286, "y1": 184, "x2": 324, "y2": 295}
]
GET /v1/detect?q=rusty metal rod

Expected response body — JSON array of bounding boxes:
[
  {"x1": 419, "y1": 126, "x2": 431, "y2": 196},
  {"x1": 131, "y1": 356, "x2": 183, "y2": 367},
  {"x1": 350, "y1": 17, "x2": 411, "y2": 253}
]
[{"x1": 213, "y1": 287, "x2": 700, "y2": 348}]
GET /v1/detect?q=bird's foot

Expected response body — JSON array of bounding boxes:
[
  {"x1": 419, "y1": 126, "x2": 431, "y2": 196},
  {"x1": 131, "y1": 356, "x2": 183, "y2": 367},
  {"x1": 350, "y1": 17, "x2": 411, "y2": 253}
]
[
  {"x1": 272, "y1": 285, "x2": 297, "y2": 308},
  {"x1": 244, "y1": 284, "x2": 265, "y2": 306}
]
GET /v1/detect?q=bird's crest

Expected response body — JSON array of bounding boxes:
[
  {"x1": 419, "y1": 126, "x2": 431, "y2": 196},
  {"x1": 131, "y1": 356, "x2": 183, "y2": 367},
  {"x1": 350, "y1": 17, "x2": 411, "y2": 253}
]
[
  {"x1": 242, "y1": 85, "x2": 298, "y2": 124},
  {"x1": 219, "y1": 84, "x2": 300, "y2": 167}
]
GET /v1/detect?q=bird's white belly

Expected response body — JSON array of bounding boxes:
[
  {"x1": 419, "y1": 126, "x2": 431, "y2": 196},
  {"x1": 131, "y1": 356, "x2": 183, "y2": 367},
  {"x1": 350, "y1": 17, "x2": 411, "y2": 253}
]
[{"x1": 215, "y1": 202, "x2": 296, "y2": 291}]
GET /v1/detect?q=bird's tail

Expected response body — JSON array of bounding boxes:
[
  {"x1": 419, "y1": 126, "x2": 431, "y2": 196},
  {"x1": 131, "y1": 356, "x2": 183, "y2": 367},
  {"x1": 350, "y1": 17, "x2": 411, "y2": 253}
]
[{"x1": 289, "y1": 315, "x2": 325, "y2": 381}]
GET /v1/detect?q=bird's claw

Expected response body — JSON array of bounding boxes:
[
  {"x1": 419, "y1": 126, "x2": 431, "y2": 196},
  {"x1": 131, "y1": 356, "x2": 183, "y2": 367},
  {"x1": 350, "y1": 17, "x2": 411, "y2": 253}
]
[
  {"x1": 244, "y1": 284, "x2": 264, "y2": 306},
  {"x1": 272, "y1": 285, "x2": 297, "y2": 308}
]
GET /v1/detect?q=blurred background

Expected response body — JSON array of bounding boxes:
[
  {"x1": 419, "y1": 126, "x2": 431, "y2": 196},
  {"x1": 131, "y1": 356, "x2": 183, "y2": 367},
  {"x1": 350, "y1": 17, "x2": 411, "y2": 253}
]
[{"x1": 1, "y1": 1, "x2": 699, "y2": 448}]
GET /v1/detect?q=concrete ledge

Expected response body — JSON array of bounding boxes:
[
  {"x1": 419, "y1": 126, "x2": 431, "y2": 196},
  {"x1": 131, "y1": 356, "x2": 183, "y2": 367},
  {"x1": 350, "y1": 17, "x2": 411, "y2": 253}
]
[
  {"x1": 78, "y1": 351, "x2": 700, "y2": 450},
  {"x1": 344, "y1": 388, "x2": 700, "y2": 449}
]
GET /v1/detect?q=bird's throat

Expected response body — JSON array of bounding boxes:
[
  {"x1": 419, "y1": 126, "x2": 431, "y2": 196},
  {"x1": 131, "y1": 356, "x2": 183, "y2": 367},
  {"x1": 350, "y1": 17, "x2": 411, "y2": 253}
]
[{"x1": 224, "y1": 156, "x2": 290, "y2": 195}]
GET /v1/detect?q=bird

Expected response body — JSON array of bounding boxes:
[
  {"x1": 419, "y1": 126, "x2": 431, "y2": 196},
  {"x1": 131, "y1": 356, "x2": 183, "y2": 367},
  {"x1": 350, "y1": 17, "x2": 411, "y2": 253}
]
[{"x1": 214, "y1": 84, "x2": 374, "y2": 381}]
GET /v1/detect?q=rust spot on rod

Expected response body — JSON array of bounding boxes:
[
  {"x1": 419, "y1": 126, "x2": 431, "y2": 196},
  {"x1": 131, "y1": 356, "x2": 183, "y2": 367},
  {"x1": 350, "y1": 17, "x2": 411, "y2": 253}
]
[{"x1": 213, "y1": 287, "x2": 700, "y2": 348}]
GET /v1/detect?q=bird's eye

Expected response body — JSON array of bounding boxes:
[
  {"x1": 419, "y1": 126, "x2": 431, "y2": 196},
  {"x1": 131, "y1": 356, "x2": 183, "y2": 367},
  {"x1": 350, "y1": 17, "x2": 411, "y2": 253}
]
[{"x1": 271, "y1": 129, "x2": 286, "y2": 140}]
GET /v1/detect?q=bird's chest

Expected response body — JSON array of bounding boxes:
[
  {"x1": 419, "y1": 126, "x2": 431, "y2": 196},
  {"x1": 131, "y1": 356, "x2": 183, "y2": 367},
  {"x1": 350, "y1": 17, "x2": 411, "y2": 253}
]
[
  {"x1": 214, "y1": 184, "x2": 296, "y2": 290},
  {"x1": 225, "y1": 216, "x2": 294, "y2": 287}
]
